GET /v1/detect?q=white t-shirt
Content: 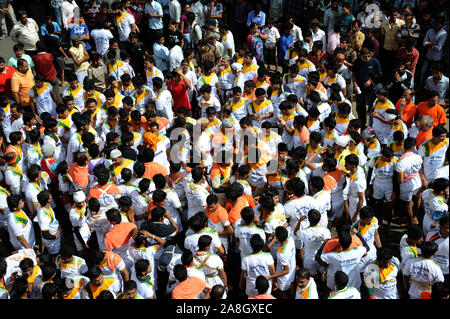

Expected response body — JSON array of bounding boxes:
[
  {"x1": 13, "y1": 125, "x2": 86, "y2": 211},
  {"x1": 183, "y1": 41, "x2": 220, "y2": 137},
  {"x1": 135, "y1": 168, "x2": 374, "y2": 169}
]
[
  {"x1": 284, "y1": 195, "x2": 318, "y2": 241},
  {"x1": 185, "y1": 182, "x2": 210, "y2": 220},
  {"x1": 328, "y1": 286, "x2": 361, "y2": 299},
  {"x1": 275, "y1": 236, "x2": 297, "y2": 290},
  {"x1": 29, "y1": 83, "x2": 55, "y2": 116},
  {"x1": 234, "y1": 224, "x2": 266, "y2": 259},
  {"x1": 312, "y1": 190, "x2": 331, "y2": 227},
  {"x1": 7, "y1": 209, "x2": 35, "y2": 250},
  {"x1": 241, "y1": 251, "x2": 275, "y2": 296},
  {"x1": 395, "y1": 152, "x2": 423, "y2": 194},
  {"x1": 56, "y1": 255, "x2": 88, "y2": 279},
  {"x1": 403, "y1": 257, "x2": 444, "y2": 299},
  {"x1": 116, "y1": 11, "x2": 136, "y2": 42},
  {"x1": 399, "y1": 234, "x2": 421, "y2": 273},
  {"x1": 426, "y1": 229, "x2": 449, "y2": 275},
  {"x1": 321, "y1": 245, "x2": 367, "y2": 290},
  {"x1": 184, "y1": 227, "x2": 222, "y2": 255},
  {"x1": 221, "y1": 31, "x2": 236, "y2": 56},
  {"x1": 295, "y1": 278, "x2": 319, "y2": 299},
  {"x1": 90, "y1": 29, "x2": 114, "y2": 55},
  {"x1": 418, "y1": 138, "x2": 449, "y2": 183},
  {"x1": 364, "y1": 257, "x2": 400, "y2": 299}
]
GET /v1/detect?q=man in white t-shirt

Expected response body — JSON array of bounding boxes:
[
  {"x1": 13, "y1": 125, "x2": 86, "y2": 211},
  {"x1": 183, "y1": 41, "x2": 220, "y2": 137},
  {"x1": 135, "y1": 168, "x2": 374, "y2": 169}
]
[
  {"x1": 297, "y1": 210, "x2": 331, "y2": 277},
  {"x1": 240, "y1": 234, "x2": 276, "y2": 297},
  {"x1": 425, "y1": 216, "x2": 449, "y2": 280},
  {"x1": 396, "y1": 137, "x2": 423, "y2": 225},
  {"x1": 90, "y1": 22, "x2": 114, "y2": 56},
  {"x1": 234, "y1": 207, "x2": 267, "y2": 260},
  {"x1": 184, "y1": 212, "x2": 225, "y2": 256},
  {"x1": 403, "y1": 241, "x2": 444, "y2": 299},
  {"x1": 320, "y1": 231, "x2": 367, "y2": 291},
  {"x1": 418, "y1": 126, "x2": 449, "y2": 185},
  {"x1": 113, "y1": 2, "x2": 138, "y2": 42},
  {"x1": 6, "y1": 195, "x2": 35, "y2": 250},
  {"x1": 265, "y1": 227, "x2": 296, "y2": 298}
]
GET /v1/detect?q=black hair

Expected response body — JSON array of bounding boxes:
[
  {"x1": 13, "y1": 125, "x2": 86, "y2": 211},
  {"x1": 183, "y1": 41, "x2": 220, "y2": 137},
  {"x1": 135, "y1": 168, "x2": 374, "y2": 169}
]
[
  {"x1": 307, "y1": 209, "x2": 321, "y2": 226},
  {"x1": 334, "y1": 270, "x2": 349, "y2": 290},
  {"x1": 250, "y1": 234, "x2": 264, "y2": 253}
]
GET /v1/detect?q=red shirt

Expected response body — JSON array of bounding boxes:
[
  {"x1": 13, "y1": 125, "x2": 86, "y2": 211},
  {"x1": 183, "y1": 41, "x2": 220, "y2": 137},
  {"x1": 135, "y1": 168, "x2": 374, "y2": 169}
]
[
  {"x1": 0, "y1": 65, "x2": 15, "y2": 98},
  {"x1": 167, "y1": 79, "x2": 191, "y2": 111},
  {"x1": 33, "y1": 52, "x2": 57, "y2": 82},
  {"x1": 397, "y1": 47, "x2": 420, "y2": 77}
]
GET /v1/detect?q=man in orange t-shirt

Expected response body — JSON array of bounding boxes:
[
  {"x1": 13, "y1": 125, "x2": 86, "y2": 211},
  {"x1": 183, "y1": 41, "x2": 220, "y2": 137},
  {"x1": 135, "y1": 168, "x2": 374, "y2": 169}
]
[
  {"x1": 172, "y1": 264, "x2": 212, "y2": 299},
  {"x1": 415, "y1": 115, "x2": 434, "y2": 147},
  {"x1": 416, "y1": 91, "x2": 447, "y2": 127},
  {"x1": 142, "y1": 148, "x2": 169, "y2": 179},
  {"x1": 206, "y1": 194, "x2": 234, "y2": 251},
  {"x1": 395, "y1": 88, "x2": 416, "y2": 127}
]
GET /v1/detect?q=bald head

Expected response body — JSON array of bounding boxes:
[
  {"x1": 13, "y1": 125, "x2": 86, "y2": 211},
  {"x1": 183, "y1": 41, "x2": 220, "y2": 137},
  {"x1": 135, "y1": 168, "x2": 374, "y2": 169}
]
[{"x1": 419, "y1": 115, "x2": 433, "y2": 131}]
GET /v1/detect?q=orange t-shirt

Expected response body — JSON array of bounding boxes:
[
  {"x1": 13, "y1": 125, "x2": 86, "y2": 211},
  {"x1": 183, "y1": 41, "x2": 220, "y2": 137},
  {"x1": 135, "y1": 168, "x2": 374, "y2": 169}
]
[
  {"x1": 322, "y1": 235, "x2": 362, "y2": 253},
  {"x1": 206, "y1": 204, "x2": 229, "y2": 224},
  {"x1": 104, "y1": 222, "x2": 136, "y2": 250},
  {"x1": 11, "y1": 69, "x2": 35, "y2": 106},
  {"x1": 172, "y1": 276, "x2": 208, "y2": 299},
  {"x1": 226, "y1": 196, "x2": 249, "y2": 225},
  {"x1": 416, "y1": 128, "x2": 433, "y2": 147},
  {"x1": 395, "y1": 100, "x2": 417, "y2": 127},
  {"x1": 416, "y1": 102, "x2": 447, "y2": 127},
  {"x1": 144, "y1": 162, "x2": 169, "y2": 179},
  {"x1": 157, "y1": 116, "x2": 170, "y2": 131},
  {"x1": 88, "y1": 182, "x2": 121, "y2": 199},
  {"x1": 69, "y1": 163, "x2": 89, "y2": 188}
]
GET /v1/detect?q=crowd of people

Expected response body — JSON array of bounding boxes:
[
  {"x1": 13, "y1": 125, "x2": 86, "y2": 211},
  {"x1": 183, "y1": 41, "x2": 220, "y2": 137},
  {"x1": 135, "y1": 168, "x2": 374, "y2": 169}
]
[{"x1": 0, "y1": 0, "x2": 448, "y2": 300}]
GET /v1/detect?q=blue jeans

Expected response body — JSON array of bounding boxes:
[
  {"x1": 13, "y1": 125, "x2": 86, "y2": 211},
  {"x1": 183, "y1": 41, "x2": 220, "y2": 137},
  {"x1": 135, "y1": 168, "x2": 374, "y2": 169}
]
[
  {"x1": 53, "y1": 7, "x2": 62, "y2": 28},
  {"x1": 183, "y1": 33, "x2": 191, "y2": 52}
]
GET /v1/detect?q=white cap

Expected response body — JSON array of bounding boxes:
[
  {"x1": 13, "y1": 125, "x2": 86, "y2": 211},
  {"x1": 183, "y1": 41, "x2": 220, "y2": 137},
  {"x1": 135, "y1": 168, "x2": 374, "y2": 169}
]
[
  {"x1": 231, "y1": 63, "x2": 242, "y2": 72},
  {"x1": 334, "y1": 135, "x2": 350, "y2": 147},
  {"x1": 384, "y1": 112, "x2": 397, "y2": 121},
  {"x1": 73, "y1": 191, "x2": 86, "y2": 203},
  {"x1": 110, "y1": 149, "x2": 122, "y2": 159}
]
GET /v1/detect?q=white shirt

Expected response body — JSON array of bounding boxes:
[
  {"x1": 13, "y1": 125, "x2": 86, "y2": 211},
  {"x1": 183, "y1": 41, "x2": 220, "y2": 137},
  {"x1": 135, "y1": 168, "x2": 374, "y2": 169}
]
[
  {"x1": 275, "y1": 237, "x2": 297, "y2": 289},
  {"x1": 418, "y1": 138, "x2": 449, "y2": 183},
  {"x1": 61, "y1": 0, "x2": 79, "y2": 29},
  {"x1": 221, "y1": 31, "x2": 236, "y2": 56},
  {"x1": 328, "y1": 286, "x2": 361, "y2": 299},
  {"x1": 153, "y1": 43, "x2": 170, "y2": 72},
  {"x1": 29, "y1": 83, "x2": 55, "y2": 116},
  {"x1": 241, "y1": 251, "x2": 274, "y2": 296},
  {"x1": 190, "y1": 1, "x2": 205, "y2": 26},
  {"x1": 312, "y1": 190, "x2": 331, "y2": 227},
  {"x1": 234, "y1": 224, "x2": 266, "y2": 258},
  {"x1": 299, "y1": 225, "x2": 331, "y2": 262},
  {"x1": 169, "y1": 45, "x2": 184, "y2": 71},
  {"x1": 284, "y1": 195, "x2": 318, "y2": 241},
  {"x1": 7, "y1": 209, "x2": 35, "y2": 250},
  {"x1": 90, "y1": 29, "x2": 114, "y2": 56},
  {"x1": 169, "y1": 0, "x2": 182, "y2": 23},
  {"x1": 184, "y1": 227, "x2": 222, "y2": 255},
  {"x1": 426, "y1": 229, "x2": 449, "y2": 275},
  {"x1": 56, "y1": 255, "x2": 88, "y2": 279},
  {"x1": 185, "y1": 182, "x2": 210, "y2": 220},
  {"x1": 295, "y1": 278, "x2": 319, "y2": 299},
  {"x1": 115, "y1": 11, "x2": 136, "y2": 42},
  {"x1": 321, "y1": 245, "x2": 367, "y2": 290},
  {"x1": 403, "y1": 257, "x2": 444, "y2": 298}
]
